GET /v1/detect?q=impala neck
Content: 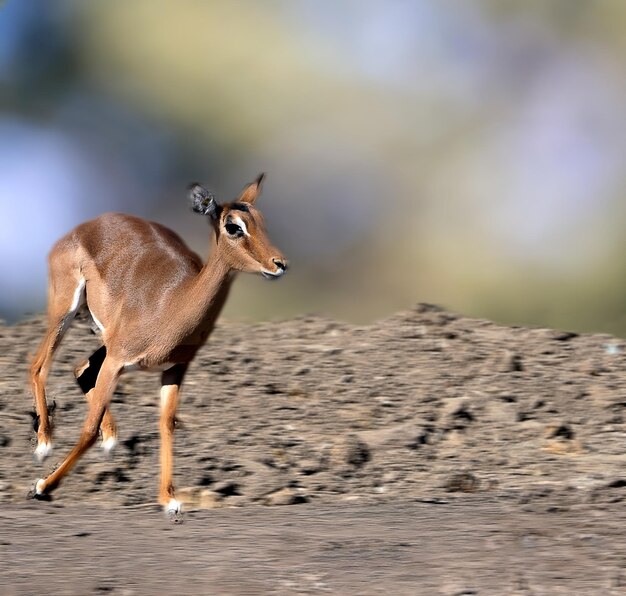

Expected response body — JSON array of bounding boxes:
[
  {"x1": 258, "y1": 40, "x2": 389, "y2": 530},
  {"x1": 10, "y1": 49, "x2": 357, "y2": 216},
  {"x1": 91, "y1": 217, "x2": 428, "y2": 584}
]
[{"x1": 174, "y1": 238, "x2": 235, "y2": 335}]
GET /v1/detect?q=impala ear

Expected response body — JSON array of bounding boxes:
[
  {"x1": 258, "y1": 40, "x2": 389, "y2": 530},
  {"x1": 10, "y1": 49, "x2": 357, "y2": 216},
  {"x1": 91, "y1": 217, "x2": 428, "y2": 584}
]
[
  {"x1": 237, "y1": 173, "x2": 265, "y2": 204},
  {"x1": 189, "y1": 183, "x2": 220, "y2": 220}
]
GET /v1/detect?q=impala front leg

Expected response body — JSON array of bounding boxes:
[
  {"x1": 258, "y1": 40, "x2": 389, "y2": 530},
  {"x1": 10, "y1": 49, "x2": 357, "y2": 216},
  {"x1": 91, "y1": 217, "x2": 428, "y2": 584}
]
[{"x1": 159, "y1": 363, "x2": 188, "y2": 516}]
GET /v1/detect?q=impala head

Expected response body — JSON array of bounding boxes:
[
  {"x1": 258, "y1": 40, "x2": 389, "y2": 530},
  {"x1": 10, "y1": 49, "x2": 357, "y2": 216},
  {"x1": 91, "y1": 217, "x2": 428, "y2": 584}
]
[{"x1": 189, "y1": 174, "x2": 288, "y2": 279}]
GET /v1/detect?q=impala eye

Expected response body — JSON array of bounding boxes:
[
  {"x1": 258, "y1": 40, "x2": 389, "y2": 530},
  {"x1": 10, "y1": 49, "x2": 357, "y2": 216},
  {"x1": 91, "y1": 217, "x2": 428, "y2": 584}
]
[{"x1": 225, "y1": 223, "x2": 243, "y2": 237}]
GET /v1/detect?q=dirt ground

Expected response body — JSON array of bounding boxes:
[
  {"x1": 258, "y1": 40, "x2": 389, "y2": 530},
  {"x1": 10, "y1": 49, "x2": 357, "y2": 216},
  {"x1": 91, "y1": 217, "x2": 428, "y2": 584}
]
[{"x1": 1, "y1": 304, "x2": 625, "y2": 594}]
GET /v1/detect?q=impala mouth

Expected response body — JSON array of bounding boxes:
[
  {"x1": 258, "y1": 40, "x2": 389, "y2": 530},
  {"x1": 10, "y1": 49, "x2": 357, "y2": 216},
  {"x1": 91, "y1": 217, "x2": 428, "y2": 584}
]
[{"x1": 261, "y1": 268, "x2": 285, "y2": 280}]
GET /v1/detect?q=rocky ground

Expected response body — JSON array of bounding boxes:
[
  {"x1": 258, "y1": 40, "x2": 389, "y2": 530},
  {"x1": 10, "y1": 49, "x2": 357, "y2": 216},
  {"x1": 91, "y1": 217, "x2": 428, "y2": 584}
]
[{"x1": 1, "y1": 304, "x2": 625, "y2": 593}]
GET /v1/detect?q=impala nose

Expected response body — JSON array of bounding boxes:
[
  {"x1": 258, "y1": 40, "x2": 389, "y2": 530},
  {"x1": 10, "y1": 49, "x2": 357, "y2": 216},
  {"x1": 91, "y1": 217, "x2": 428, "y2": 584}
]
[{"x1": 273, "y1": 258, "x2": 287, "y2": 272}]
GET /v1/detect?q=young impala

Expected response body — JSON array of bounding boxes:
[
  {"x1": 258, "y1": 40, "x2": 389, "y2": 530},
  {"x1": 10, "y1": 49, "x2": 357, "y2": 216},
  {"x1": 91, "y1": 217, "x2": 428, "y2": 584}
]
[{"x1": 29, "y1": 174, "x2": 287, "y2": 515}]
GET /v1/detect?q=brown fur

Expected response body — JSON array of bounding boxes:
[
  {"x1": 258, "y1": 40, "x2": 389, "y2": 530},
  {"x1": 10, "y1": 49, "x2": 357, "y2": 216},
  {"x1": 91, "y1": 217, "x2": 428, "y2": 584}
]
[{"x1": 29, "y1": 175, "x2": 287, "y2": 508}]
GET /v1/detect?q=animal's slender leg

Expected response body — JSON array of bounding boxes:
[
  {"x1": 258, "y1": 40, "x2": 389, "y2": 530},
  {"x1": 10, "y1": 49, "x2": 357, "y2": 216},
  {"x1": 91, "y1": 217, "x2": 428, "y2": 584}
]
[
  {"x1": 35, "y1": 357, "x2": 122, "y2": 496},
  {"x1": 75, "y1": 346, "x2": 118, "y2": 453},
  {"x1": 30, "y1": 273, "x2": 85, "y2": 461},
  {"x1": 30, "y1": 329, "x2": 60, "y2": 460},
  {"x1": 159, "y1": 363, "x2": 189, "y2": 514}
]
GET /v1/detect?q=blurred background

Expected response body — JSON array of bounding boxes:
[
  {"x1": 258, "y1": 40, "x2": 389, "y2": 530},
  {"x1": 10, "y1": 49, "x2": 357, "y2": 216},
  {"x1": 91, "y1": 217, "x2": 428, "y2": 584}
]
[{"x1": 1, "y1": 0, "x2": 626, "y2": 335}]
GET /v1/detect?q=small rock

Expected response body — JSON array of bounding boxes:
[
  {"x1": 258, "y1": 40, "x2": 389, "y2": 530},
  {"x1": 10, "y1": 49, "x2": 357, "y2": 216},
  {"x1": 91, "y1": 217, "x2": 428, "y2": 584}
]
[
  {"x1": 441, "y1": 398, "x2": 474, "y2": 430},
  {"x1": 330, "y1": 435, "x2": 371, "y2": 471},
  {"x1": 497, "y1": 350, "x2": 523, "y2": 373},
  {"x1": 213, "y1": 480, "x2": 241, "y2": 497},
  {"x1": 547, "y1": 330, "x2": 579, "y2": 341},
  {"x1": 298, "y1": 459, "x2": 323, "y2": 475},
  {"x1": 264, "y1": 383, "x2": 283, "y2": 395},
  {"x1": 265, "y1": 487, "x2": 299, "y2": 506},
  {"x1": 444, "y1": 472, "x2": 480, "y2": 493},
  {"x1": 545, "y1": 422, "x2": 575, "y2": 440},
  {"x1": 199, "y1": 489, "x2": 222, "y2": 509},
  {"x1": 414, "y1": 303, "x2": 445, "y2": 314}
]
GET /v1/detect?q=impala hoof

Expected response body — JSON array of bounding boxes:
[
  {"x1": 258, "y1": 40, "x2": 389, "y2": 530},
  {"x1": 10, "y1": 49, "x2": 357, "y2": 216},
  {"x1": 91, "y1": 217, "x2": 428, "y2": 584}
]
[
  {"x1": 28, "y1": 479, "x2": 51, "y2": 501},
  {"x1": 164, "y1": 499, "x2": 183, "y2": 523},
  {"x1": 102, "y1": 436, "x2": 117, "y2": 457},
  {"x1": 34, "y1": 441, "x2": 52, "y2": 462}
]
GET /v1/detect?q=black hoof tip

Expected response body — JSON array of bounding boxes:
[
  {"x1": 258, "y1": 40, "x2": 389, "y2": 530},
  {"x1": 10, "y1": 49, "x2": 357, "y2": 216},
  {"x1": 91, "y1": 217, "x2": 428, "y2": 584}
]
[
  {"x1": 167, "y1": 511, "x2": 184, "y2": 525},
  {"x1": 27, "y1": 487, "x2": 51, "y2": 501}
]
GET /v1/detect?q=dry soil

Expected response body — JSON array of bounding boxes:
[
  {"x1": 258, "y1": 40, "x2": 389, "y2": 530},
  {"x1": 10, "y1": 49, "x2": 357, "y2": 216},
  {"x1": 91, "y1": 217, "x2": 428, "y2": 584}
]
[{"x1": 0, "y1": 304, "x2": 625, "y2": 594}]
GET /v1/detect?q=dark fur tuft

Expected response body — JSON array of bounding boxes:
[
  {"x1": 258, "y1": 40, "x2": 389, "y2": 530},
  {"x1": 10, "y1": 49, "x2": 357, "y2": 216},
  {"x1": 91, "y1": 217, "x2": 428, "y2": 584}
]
[{"x1": 188, "y1": 183, "x2": 220, "y2": 220}]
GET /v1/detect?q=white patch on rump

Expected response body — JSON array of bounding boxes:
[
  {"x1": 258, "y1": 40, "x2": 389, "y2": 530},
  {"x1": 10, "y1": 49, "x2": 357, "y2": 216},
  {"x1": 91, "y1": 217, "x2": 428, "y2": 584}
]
[
  {"x1": 70, "y1": 278, "x2": 86, "y2": 311},
  {"x1": 59, "y1": 278, "x2": 86, "y2": 335}
]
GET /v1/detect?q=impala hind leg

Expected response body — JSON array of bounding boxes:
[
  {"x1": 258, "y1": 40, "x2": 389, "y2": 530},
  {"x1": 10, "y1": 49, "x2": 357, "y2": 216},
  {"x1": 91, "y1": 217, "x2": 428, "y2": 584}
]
[
  {"x1": 34, "y1": 357, "x2": 121, "y2": 497},
  {"x1": 30, "y1": 331, "x2": 58, "y2": 461},
  {"x1": 30, "y1": 272, "x2": 86, "y2": 461},
  {"x1": 75, "y1": 346, "x2": 118, "y2": 454},
  {"x1": 159, "y1": 363, "x2": 188, "y2": 516}
]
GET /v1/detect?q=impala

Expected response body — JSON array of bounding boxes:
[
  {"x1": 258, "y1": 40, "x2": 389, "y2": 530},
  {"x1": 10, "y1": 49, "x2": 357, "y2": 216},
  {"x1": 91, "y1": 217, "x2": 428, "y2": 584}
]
[{"x1": 29, "y1": 174, "x2": 287, "y2": 515}]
